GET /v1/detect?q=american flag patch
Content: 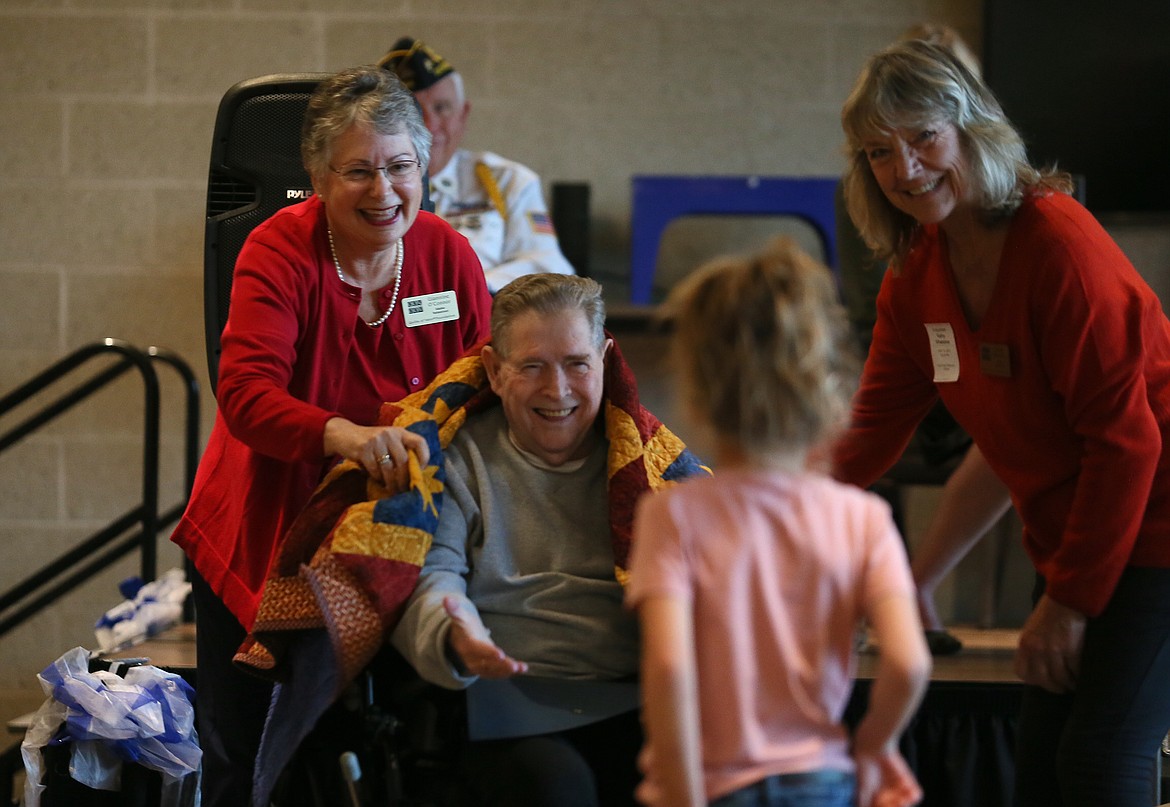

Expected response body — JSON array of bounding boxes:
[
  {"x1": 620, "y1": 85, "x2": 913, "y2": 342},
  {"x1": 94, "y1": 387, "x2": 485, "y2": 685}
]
[{"x1": 527, "y1": 211, "x2": 556, "y2": 235}]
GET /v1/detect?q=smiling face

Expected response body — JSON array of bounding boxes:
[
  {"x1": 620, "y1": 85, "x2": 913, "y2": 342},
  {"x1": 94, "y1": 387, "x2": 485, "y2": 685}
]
[
  {"x1": 863, "y1": 121, "x2": 971, "y2": 227},
  {"x1": 482, "y1": 308, "x2": 611, "y2": 467},
  {"x1": 312, "y1": 122, "x2": 423, "y2": 255}
]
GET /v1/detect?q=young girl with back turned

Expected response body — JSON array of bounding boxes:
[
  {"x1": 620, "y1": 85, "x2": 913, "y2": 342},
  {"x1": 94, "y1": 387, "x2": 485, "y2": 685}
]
[{"x1": 625, "y1": 238, "x2": 931, "y2": 807}]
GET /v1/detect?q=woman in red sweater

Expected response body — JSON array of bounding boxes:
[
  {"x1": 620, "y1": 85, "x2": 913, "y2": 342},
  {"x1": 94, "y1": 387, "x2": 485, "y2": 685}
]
[
  {"x1": 172, "y1": 66, "x2": 491, "y2": 805},
  {"x1": 834, "y1": 40, "x2": 1170, "y2": 806}
]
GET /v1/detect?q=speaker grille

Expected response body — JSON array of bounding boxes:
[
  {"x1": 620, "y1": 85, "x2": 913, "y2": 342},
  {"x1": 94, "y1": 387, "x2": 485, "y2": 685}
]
[
  {"x1": 205, "y1": 90, "x2": 315, "y2": 219},
  {"x1": 203, "y1": 75, "x2": 327, "y2": 395},
  {"x1": 206, "y1": 170, "x2": 258, "y2": 217},
  {"x1": 226, "y1": 92, "x2": 311, "y2": 180}
]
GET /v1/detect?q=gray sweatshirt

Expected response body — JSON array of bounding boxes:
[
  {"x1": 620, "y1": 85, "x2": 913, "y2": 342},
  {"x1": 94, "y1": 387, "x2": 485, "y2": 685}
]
[{"x1": 391, "y1": 407, "x2": 640, "y2": 692}]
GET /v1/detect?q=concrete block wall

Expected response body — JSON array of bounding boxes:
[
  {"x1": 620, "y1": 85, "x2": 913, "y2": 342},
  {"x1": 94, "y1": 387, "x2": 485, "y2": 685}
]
[{"x1": 1, "y1": 0, "x2": 1167, "y2": 701}]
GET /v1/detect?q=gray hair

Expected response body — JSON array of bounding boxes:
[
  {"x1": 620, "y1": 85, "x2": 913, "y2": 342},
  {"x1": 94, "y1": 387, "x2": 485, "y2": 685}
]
[
  {"x1": 841, "y1": 39, "x2": 1070, "y2": 263},
  {"x1": 301, "y1": 65, "x2": 432, "y2": 179},
  {"x1": 490, "y1": 274, "x2": 607, "y2": 358}
]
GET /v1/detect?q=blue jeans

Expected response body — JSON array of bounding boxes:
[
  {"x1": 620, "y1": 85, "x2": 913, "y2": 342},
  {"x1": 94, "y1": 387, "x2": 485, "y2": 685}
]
[
  {"x1": 1015, "y1": 566, "x2": 1170, "y2": 807},
  {"x1": 709, "y1": 769, "x2": 855, "y2": 807}
]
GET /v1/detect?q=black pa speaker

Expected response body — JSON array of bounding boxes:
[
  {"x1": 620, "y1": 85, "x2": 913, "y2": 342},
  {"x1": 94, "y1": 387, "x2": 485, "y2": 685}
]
[
  {"x1": 550, "y1": 181, "x2": 591, "y2": 278},
  {"x1": 204, "y1": 73, "x2": 328, "y2": 394}
]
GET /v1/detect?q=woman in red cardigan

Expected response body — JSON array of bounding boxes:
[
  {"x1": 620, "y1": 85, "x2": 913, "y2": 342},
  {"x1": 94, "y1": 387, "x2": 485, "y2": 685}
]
[
  {"x1": 172, "y1": 65, "x2": 491, "y2": 806},
  {"x1": 833, "y1": 40, "x2": 1170, "y2": 806}
]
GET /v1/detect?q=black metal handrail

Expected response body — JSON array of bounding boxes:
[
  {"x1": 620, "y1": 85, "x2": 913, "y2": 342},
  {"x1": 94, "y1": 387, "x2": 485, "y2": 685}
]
[
  {"x1": 146, "y1": 344, "x2": 202, "y2": 623},
  {"x1": 0, "y1": 339, "x2": 199, "y2": 638}
]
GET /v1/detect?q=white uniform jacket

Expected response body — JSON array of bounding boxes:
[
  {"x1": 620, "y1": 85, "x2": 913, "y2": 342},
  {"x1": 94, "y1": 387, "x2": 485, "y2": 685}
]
[{"x1": 428, "y1": 149, "x2": 576, "y2": 293}]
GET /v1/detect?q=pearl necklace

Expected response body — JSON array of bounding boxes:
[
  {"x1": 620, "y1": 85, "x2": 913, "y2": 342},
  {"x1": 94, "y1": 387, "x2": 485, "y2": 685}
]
[{"x1": 328, "y1": 228, "x2": 404, "y2": 328}]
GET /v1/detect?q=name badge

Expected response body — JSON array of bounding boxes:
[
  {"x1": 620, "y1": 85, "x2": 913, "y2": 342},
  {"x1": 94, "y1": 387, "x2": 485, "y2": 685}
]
[
  {"x1": 979, "y1": 342, "x2": 1012, "y2": 377},
  {"x1": 402, "y1": 291, "x2": 460, "y2": 328},
  {"x1": 925, "y1": 323, "x2": 959, "y2": 382}
]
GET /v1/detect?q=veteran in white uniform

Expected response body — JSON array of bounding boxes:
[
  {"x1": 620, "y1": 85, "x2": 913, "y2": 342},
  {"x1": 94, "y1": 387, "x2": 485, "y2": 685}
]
[{"x1": 380, "y1": 37, "x2": 576, "y2": 293}]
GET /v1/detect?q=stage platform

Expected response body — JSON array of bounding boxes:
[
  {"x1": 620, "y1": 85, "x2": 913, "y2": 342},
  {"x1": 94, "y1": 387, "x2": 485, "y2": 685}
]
[
  {"x1": 107, "y1": 621, "x2": 197, "y2": 674},
  {"x1": 851, "y1": 626, "x2": 1021, "y2": 807},
  {"x1": 112, "y1": 623, "x2": 1020, "y2": 686},
  {"x1": 104, "y1": 624, "x2": 1023, "y2": 807},
  {"x1": 858, "y1": 625, "x2": 1019, "y2": 682}
]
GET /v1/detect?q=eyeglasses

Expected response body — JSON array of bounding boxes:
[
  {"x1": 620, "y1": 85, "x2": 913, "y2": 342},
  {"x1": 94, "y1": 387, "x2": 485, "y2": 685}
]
[{"x1": 329, "y1": 160, "x2": 421, "y2": 185}]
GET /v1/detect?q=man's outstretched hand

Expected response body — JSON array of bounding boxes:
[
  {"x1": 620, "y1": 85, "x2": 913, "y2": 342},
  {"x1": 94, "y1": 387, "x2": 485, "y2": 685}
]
[{"x1": 444, "y1": 595, "x2": 529, "y2": 679}]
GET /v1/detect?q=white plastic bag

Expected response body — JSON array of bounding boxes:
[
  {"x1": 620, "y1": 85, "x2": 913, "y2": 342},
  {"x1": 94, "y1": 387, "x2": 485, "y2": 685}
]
[
  {"x1": 94, "y1": 567, "x2": 191, "y2": 653},
  {"x1": 20, "y1": 646, "x2": 200, "y2": 807}
]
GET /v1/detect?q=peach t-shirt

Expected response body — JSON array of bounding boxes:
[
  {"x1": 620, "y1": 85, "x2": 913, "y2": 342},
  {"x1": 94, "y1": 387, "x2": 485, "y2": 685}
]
[{"x1": 626, "y1": 468, "x2": 914, "y2": 802}]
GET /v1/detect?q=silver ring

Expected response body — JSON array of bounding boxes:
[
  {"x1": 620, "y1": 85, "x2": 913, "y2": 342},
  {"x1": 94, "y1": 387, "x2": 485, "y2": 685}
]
[{"x1": 378, "y1": 453, "x2": 393, "y2": 465}]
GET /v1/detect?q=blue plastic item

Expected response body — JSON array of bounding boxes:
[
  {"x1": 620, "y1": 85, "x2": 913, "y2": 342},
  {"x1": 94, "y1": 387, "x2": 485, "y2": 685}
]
[{"x1": 629, "y1": 175, "x2": 839, "y2": 304}]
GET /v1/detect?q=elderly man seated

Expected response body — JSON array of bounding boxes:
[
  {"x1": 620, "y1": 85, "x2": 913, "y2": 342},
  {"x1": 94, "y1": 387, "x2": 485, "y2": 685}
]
[
  {"x1": 240, "y1": 273, "x2": 705, "y2": 805},
  {"x1": 389, "y1": 273, "x2": 707, "y2": 806}
]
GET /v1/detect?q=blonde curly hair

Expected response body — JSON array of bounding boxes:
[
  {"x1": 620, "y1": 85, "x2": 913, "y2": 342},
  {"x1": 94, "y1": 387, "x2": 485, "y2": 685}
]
[{"x1": 664, "y1": 237, "x2": 860, "y2": 458}]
